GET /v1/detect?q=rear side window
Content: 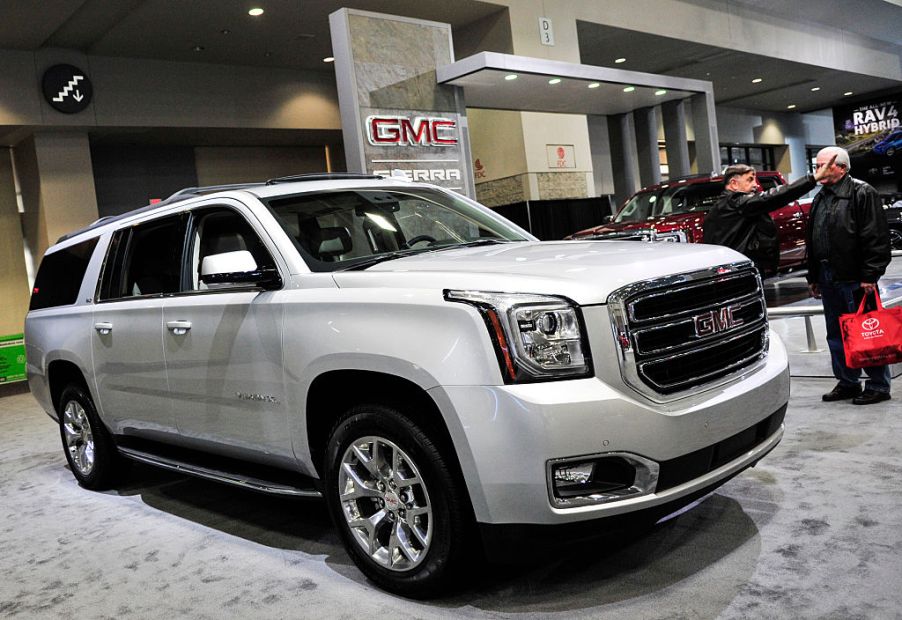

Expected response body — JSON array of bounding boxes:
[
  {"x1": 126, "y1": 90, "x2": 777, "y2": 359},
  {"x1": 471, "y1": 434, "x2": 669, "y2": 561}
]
[
  {"x1": 29, "y1": 237, "x2": 99, "y2": 310},
  {"x1": 98, "y1": 214, "x2": 186, "y2": 301}
]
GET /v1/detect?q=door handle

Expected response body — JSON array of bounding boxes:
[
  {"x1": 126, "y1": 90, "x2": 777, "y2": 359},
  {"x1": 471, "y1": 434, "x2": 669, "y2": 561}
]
[
  {"x1": 94, "y1": 322, "x2": 113, "y2": 335},
  {"x1": 166, "y1": 320, "x2": 192, "y2": 336}
]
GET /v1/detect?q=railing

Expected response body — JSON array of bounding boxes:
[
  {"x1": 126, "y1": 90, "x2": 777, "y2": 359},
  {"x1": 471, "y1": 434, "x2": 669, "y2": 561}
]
[{"x1": 766, "y1": 250, "x2": 902, "y2": 352}]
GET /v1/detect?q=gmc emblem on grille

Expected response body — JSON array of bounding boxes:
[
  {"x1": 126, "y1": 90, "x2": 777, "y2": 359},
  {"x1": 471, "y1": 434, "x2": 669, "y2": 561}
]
[{"x1": 693, "y1": 305, "x2": 744, "y2": 337}]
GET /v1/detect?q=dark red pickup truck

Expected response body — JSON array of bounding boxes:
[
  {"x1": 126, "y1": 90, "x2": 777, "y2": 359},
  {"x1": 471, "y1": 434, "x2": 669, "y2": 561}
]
[{"x1": 568, "y1": 171, "x2": 812, "y2": 271}]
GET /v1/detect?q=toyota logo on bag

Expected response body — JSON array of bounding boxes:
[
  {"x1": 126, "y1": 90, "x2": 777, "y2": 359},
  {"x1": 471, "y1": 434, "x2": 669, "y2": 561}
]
[{"x1": 862, "y1": 318, "x2": 880, "y2": 331}]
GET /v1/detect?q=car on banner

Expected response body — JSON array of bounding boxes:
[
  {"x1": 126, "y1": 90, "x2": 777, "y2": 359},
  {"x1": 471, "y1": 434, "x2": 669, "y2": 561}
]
[
  {"x1": 872, "y1": 129, "x2": 902, "y2": 156},
  {"x1": 566, "y1": 171, "x2": 811, "y2": 274},
  {"x1": 25, "y1": 173, "x2": 788, "y2": 597}
]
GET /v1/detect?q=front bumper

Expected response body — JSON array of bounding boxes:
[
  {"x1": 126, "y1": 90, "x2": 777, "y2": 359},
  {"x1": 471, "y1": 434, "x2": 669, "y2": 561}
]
[{"x1": 428, "y1": 329, "x2": 789, "y2": 525}]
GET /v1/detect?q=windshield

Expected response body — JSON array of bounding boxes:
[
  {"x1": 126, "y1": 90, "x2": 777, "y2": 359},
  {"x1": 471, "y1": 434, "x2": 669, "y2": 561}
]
[
  {"x1": 264, "y1": 187, "x2": 529, "y2": 271},
  {"x1": 614, "y1": 182, "x2": 724, "y2": 223}
]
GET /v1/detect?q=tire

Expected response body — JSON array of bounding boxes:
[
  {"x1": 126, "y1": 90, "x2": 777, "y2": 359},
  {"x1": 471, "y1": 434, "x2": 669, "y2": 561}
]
[
  {"x1": 890, "y1": 228, "x2": 902, "y2": 252},
  {"x1": 58, "y1": 384, "x2": 120, "y2": 490},
  {"x1": 324, "y1": 404, "x2": 471, "y2": 597}
]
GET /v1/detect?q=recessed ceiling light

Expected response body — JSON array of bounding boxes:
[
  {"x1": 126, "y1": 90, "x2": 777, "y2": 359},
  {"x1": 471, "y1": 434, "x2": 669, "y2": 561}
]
[
  {"x1": 548, "y1": 78, "x2": 561, "y2": 85},
  {"x1": 220, "y1": 29, "x2": 231, "y2": 35},
  {"x1": 588, "y1": 82, "x2": 600, "y2": 88},
  {"x1": 615, "y1": 57, "x2": 626, "y2": 63},
  {"x1": 504, "y1": 74, "x2": 518, "y2": 81},
  {"x1": 655, "y1": 89, "x2": 667, "y2": 96},
  {"x1": 323, "y1": 56, "x2": 335, "y2": 63},
  {"x1": 810, "y1": 86, "x2": 820, "y2": 92},
  {"x1": 787, "y1": 104, "x2": 797, "y2": 109},
  {"x1": 264, "y1": 51, "x2": 273, "y2": 57},
  {"x1": 752, "y1": 78, "x2": 763, "y2": 83},
  {"x1": 623, "y1": 86, "x2": 635, "y2": 93},
  {"x1": 844, "y1": 91, "x2": 853, "y2": 96},
  {"x1": 248, "y1": 7, "x2": 264, "y2": 16},
  {"x1": 192, "y1": 45, "x2": 205, "y2": 52}
]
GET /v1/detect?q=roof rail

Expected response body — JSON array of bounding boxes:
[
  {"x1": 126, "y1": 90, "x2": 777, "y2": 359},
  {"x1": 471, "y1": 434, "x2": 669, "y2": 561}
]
[
  {"x1": 54, "y1": 174, "x2": 383, "y2": 244},
  {"x1": 154, "y1": 182, "x2": 266, "y2": 207},
  {"x1": 265, "y1": 172, "x2": 382, "y2": 185},
  {"x1": 55, "y1": 182, "x2": 264, "y2": 244}
]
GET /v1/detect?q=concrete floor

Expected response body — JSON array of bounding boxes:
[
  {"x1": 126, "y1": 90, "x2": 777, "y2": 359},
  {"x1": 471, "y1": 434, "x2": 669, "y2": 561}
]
[{"x1": 0, "y1": 377, "x2": 900, "y2": 619}]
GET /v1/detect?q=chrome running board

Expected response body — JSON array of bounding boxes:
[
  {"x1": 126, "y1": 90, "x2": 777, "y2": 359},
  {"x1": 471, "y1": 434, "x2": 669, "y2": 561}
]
[{"x1": 118, "y1": 446, "x2": 322, "y2": 498}]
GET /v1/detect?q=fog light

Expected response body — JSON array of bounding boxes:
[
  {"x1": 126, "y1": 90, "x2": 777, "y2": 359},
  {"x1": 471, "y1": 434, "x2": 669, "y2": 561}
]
[{"x1": 547, "y1": 453, "x2": 660, "y2": 508}]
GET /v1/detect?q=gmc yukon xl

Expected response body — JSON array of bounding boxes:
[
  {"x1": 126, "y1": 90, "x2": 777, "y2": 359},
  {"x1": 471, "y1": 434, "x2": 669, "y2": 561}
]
[{"x1": 25, "y1": 173, "x2": 789, "y2": 596}]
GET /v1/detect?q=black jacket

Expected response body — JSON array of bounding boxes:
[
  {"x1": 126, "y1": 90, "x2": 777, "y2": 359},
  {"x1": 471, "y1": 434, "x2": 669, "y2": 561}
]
[
  {"x1": 805, "y1": 174, "x2": 891, "y2": 284},
  {"x1": 704, "y1": 175, "x2": 816, "y2": 273}
]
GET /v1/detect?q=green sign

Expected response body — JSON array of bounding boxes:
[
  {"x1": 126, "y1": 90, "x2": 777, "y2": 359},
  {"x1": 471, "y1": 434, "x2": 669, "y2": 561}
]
[{"x1": 0, "y1": 333, "x2": 26, "y2": 383}]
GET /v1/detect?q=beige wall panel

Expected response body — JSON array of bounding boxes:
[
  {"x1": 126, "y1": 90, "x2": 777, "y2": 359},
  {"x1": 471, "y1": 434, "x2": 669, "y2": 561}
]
[
  {"x1": 494, "y1": 0, "x2": 901, "y2": 80},
  {"x1": 0, "y1": 51, "x2": 341, "y2": 134},
  {"x1": 468, "y1": 108, "x2": 527, "y2": 184},
  {"x1": 13, "y1": 137, "x2": 47, "y2": 267},
  {"x1": 89, "y1": 56, "x2": 340, "y2": 130},
  {"x1": 16, "y1": 133, "x2": 98, "y2": 260},
  {"x1": 0, "y1": 149, "x2": 30, "y2": 336},
  {"x1": 0, "y1": 50, "x2": 43, "y2": 126},
  {"x1": 194, "y1": 147, "x2": 328, "y2": 186}
]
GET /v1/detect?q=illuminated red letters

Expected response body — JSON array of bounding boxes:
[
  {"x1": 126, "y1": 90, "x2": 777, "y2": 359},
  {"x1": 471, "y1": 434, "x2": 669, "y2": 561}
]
[{"x1": 366, "y1": 115, "x2": 458, "y2": 146}]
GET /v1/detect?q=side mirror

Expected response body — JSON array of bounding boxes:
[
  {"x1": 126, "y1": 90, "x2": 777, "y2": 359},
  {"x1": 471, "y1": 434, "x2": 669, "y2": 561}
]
[
  {"x1": 603, "y1": 215, "x2": 614, "y2": 224},
  {"x1": 200, "y1": 250, "x2": 281, "y2": 290}
]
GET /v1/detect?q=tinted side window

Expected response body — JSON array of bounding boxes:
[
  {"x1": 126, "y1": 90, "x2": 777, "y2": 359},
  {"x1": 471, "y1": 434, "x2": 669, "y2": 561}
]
[
  {"x1": 99, "y1": 215, "x2": 186, "y2": 300},
  {"x1": 29, "y1": 237, "x2": 99, "y2": 310}
]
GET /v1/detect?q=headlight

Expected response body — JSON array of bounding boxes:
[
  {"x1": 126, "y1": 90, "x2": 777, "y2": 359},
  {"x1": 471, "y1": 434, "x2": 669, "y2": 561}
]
[{"x1": 445, "y1": 290, "x2": 591, "y2": 383}]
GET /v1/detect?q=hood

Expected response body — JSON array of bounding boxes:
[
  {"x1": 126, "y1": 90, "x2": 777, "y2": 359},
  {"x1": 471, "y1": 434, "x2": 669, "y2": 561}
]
[{"x1": 331, "y1": 241, "x2": 748, "y2": 305}]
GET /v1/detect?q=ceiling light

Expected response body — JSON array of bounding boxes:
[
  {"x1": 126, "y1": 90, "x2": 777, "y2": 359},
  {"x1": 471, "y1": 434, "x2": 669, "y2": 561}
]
[
  {"x1": 787, "y1": 104, "x2": 797, "y2": 110},
  {"x1": 655, "y1": 89, "x2": 667, "y2": 96},
  {"x1": 588, "y1": 82, "x2": 600, "y2": 89},
  {"x1": 264, "y1": 51, "x2": 273, "y2": 57},
  {"x1": 248, "y1": 7, "x2": 264, "y2": 16},
  {"x1": 752, "y1": 78, "x2": 763, "y2": 83},
  {"x1": 810, "y1": 87, "x2": 820, "y2": 92},
  {"x1": 220, "y1": 29, "x2": 231, "y2": 35},
  {"x1": 505, "y1": 74, "x2": 518, "y2": 81},
  {"x1": 615, "y1": 57, "x2": 626, "y2": 63},
  {"x1": 623, "y1": 86, "x2": 635, "y2": 93},
  {"x1": 548, "y1": 78, "x2": 561, "y2": 85},
  {"x1": 844, "y1": 91, "x2": 854, "y2": 96},
  {"x1": 323, "y1": 56, "x2": 335, "y2": 63},
  {"x1": 192, "y1": 45, "x2": 205, "y2": 52}
]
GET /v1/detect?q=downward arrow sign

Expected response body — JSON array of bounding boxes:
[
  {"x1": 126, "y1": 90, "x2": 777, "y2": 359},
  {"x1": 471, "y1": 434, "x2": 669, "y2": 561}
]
[{"x1": 73, "y1": 91, "x2": 84, "y2": 102}]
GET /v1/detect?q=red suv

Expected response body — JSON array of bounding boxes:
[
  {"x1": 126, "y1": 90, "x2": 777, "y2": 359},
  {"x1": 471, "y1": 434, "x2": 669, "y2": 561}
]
[{"x1": 568, "y1": 171, "x2": 812, "y2": 271}]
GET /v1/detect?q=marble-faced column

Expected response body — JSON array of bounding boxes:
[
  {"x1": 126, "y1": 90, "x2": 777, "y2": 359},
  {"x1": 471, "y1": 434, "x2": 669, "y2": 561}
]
[{"x1": 329, "y1": 9, "x2": 475, "y2": 198}]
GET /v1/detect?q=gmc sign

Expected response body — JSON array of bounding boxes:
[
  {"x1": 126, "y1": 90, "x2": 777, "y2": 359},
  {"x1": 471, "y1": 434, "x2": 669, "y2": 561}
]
[{"x1": 366, "y1": 115, "x2": 458, "y2": 146}]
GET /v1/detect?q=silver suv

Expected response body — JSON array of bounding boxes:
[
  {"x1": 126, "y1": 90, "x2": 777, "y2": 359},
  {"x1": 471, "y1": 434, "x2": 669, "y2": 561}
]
[{"x1": 25, "y1": 173, "x2": 789, "y2": 596}]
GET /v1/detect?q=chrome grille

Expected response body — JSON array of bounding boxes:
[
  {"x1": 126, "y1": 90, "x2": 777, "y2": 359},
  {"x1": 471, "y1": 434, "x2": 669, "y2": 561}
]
[{"x1": 608, "y1": 262, "x2": 768, "y2": 400}]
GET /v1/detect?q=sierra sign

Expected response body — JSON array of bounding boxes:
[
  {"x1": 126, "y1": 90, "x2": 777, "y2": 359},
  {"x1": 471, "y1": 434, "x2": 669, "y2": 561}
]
[{"x1": 366, "y1": 115, "x2": 458, "y2": 146}]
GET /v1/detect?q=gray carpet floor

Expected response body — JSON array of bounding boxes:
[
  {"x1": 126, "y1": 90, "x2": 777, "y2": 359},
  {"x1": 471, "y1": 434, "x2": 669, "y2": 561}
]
[{"x1": 0, "y1": 377, "x2": 899, "y2": 619}]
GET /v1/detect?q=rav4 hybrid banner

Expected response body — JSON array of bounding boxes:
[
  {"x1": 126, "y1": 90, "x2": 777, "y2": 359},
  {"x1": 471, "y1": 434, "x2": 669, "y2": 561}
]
[{"x1": 834, "y1": 95, "x2": 901, "y2": 196}]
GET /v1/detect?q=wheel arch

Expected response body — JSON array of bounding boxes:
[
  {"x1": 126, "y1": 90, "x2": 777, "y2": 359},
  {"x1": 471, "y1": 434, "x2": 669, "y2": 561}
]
[
  {"x1": 47, "y1": 358, "x2": 91, "y2": 415},
  {"x1": 306, "y1": 370, "x2": 456, "y2": 478}
]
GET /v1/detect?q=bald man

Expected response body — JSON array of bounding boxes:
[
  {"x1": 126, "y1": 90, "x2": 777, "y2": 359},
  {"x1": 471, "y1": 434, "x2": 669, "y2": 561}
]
[{"x1": 806, "y1": 146, "x2": 892, "y2": 405}]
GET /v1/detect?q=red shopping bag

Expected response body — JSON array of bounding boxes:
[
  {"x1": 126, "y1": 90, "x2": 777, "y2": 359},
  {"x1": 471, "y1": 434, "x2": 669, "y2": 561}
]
[{"x1": 839, "y1": 290, "x2": 902, "y2": 368}]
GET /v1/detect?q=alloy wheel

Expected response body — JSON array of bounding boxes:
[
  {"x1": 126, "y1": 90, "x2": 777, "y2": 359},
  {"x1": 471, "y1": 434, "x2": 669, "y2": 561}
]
[
  {"x1": 62, "y1": 400, "x2": 95, "y2": 476},
  {"x1": 337, "y1": 435, "x2": 433, "y2": 571}
]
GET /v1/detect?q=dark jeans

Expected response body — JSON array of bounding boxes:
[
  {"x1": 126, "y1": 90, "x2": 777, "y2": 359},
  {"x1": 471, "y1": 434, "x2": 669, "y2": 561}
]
[{"x1": 818, "y1": 263, "x2": 891, "y2": 393}]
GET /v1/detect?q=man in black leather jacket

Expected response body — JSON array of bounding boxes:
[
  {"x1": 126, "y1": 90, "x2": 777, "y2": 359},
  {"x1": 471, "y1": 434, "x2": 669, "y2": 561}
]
[
  {"x1": 704, "y1": 161, "x2": 831, "y2": 276},
  {"x1": 807, "y1": 146, "x2": 892, "y2": 405}
]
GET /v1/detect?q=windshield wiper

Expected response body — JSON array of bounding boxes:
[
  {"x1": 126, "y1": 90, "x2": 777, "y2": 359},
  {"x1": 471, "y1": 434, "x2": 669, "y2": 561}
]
[
  {"x1": 339, "y1": 248, "x2": 428, "y2": 271},
  {"x1": 339, "y1": 239, "x2": 516, "y2": 271}
]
